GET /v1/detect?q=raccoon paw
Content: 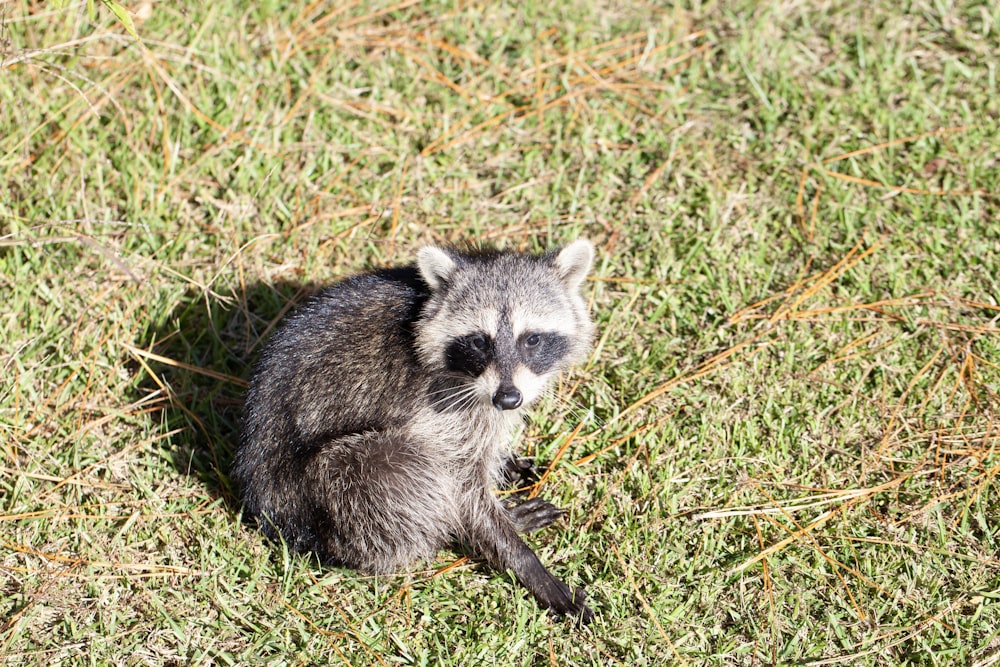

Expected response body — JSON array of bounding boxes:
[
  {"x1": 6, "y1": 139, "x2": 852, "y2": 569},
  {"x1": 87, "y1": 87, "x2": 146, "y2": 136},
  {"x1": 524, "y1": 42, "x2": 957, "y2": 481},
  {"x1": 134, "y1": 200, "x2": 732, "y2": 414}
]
[
  {"x1": 501, "y1": 455, "x2": 541, "y2": 490},
  {"x1": 545, "y1": 581, "x2": 594, "y2": 625},
  {"x1": 570, "y1": 588, "x2": 595, "y2": 625},
  {"x1": 505, "y1": 496, "x2": 564, "y2": 534}
]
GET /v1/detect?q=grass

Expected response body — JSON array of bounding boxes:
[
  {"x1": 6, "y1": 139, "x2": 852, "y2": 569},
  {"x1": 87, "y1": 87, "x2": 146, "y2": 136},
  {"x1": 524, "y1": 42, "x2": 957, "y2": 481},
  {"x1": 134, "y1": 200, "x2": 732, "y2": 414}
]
[{"x1": 2, "y1": 0, "x2": 999, "y2": 664}]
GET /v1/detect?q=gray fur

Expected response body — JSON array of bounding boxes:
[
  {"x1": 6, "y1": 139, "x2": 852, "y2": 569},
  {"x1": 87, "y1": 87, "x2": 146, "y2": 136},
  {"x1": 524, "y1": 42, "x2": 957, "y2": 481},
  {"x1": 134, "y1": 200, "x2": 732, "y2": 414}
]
[{"x1": 233, "y1": 241, "x2": 595, "y2": 622}]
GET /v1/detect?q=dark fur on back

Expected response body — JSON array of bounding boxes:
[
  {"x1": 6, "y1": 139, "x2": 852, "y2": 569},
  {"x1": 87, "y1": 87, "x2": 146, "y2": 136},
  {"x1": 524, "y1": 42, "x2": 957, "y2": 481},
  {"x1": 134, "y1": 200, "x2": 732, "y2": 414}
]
[
  {"x1": 236, "y1": 267, "x2": 430, "y2": 554},
  {"x1": 233, "y1": 242, "x2": 595, "y2": 623}
]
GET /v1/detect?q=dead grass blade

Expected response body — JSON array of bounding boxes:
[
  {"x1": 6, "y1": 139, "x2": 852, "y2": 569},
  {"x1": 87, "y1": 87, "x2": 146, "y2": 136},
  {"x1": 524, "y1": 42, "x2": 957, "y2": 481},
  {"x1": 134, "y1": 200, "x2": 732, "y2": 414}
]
[
  {"x1": 612, "y1": 543, "x2": 687, "y2": 663},
  {"x1": 122, "y1": 342, "x2": 247, "y2": 387},
  {"x1": 615, "y1": 331, "x2": 769, "y2": 422},
  {"x1": 725, "y1": 472, "x2": 919, "y2": 575}
]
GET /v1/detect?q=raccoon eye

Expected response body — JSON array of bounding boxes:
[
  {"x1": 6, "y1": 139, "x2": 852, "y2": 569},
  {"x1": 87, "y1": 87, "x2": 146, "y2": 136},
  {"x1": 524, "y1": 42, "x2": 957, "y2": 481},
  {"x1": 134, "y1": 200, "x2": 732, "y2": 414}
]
[
  {"x1": 470, "y1": 335, "x2": 489, "y2": 352},
  {"x1": 523, "y1": 333, "x2": 541, "y2": 348}
]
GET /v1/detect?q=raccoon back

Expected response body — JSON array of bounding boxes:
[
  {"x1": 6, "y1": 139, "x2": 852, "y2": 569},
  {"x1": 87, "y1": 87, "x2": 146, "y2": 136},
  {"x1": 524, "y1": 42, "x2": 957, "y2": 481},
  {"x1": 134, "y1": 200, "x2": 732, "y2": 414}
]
[{"x1": 238, "y1": 267, "x2": 429, "y2": 466}]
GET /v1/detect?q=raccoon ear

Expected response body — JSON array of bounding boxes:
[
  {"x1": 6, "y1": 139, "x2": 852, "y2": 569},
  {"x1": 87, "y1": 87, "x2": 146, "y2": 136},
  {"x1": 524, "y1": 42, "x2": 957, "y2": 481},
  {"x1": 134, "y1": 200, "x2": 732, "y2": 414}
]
[
  {"x1": 554, "y1": 239, "x2": 594, "y2": 290},
  {"x1": 417, "y1": 246, "x2": 457, "y2": 291}
]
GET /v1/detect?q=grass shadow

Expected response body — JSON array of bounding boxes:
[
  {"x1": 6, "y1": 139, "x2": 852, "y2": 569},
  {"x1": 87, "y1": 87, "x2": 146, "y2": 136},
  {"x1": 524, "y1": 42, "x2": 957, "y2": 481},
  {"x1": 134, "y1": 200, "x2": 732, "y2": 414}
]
[{"x1": 133, "y1": 279, "x2": 321, "y2": 511}]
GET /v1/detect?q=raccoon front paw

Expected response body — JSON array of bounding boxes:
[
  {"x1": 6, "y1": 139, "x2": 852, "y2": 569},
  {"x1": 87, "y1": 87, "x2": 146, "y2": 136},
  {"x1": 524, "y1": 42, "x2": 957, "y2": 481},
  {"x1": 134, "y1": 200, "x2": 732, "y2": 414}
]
[
  {"x1": 505, "y1": 496, "x2": 564, "y2": 534},
  {"x1": 570, "y1": 588, "x2": 595, "y2": 625},
  {"x1": 501, "y1": 455, "x2": 541, "y2": 490},
  {"x1": 547, "y1": 581, "x2": 594, "y2": 625}
]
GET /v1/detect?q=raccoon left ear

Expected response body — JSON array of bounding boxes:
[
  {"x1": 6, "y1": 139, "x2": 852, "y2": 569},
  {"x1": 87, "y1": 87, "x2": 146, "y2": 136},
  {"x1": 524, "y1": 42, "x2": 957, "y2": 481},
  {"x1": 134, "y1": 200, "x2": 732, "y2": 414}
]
[
  {"x1": 555, "y1": 239, "x2": 594, "y2": 289},
  {"x1": 417, "y1": 246, "x2": 457, "y2": 291}
]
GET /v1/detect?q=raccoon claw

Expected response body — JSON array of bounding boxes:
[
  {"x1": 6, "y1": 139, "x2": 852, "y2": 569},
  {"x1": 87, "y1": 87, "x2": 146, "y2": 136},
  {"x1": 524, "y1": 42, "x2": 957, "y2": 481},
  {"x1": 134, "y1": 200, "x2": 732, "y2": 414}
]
[
  {"x1": 571, "y1": 589, "x2": 595, "y2": 625},
  {"x1": 546, "y1": 582, "x2": 594, "y2": 625},
  {"x1": 502, "y1": 456, "x2": 541, "y2": 490},
  {"x1": 505, "y1": 497, "x2": 564, "y2": 534}
]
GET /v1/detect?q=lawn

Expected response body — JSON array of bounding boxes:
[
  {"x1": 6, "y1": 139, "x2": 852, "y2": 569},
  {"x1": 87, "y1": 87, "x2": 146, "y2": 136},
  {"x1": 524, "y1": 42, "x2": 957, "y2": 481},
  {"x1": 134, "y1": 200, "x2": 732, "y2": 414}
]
[{"x1": 2, "y1": 0, "x2": 999, "y2": 664}]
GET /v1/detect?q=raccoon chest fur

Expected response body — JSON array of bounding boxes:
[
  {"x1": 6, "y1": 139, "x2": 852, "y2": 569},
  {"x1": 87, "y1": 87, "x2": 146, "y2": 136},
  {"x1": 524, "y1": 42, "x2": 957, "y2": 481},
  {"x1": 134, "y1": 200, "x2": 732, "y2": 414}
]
[
  {"x1": 233, "y1": 239, "x2": 597, "y2": 623},
  {"x1": 408, "y1": 399, "x2": 520, "y2": 480}
]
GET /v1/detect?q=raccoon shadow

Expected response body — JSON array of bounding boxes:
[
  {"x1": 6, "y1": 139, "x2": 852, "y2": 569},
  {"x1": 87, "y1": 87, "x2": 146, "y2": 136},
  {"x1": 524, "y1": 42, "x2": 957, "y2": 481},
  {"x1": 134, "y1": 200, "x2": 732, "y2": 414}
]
[{"x1": 133, "y1": 279, "x2": 321, "y2": 510}]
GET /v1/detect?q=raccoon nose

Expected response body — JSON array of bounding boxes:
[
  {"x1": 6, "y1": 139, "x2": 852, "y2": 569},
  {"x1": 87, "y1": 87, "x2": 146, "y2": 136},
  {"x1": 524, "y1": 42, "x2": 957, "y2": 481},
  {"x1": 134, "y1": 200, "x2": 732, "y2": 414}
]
[{"x1": 492, "y1": 386, "x2": 523, "y2": 411}]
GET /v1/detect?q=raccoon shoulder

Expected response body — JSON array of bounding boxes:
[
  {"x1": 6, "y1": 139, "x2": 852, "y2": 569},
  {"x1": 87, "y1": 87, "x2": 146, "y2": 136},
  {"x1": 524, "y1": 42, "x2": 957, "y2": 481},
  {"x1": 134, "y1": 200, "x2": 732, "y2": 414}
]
[
  {"x1": 245, "y1": 266, "x2": 430, "y2": 440},
  {"x1": 259, "y1": 267, "x2": 423, "y2": 359}
]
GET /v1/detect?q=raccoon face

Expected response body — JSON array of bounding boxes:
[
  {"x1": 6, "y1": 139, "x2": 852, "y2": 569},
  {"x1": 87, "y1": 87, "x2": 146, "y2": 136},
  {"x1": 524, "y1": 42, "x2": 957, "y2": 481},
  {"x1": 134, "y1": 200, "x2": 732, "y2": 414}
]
[
  {"x1": 443, "y1": 330, "x2": 574, "y2": 409},
  {"x1": 415, "y1": 240, "x2": 594, "y2": 412}
]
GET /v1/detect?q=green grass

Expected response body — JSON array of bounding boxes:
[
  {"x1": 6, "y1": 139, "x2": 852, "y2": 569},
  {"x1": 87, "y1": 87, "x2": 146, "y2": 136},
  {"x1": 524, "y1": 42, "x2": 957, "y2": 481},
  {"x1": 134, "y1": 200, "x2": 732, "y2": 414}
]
[{"x1": 2, "y1": 0, "x2": 999, "y2": 664}]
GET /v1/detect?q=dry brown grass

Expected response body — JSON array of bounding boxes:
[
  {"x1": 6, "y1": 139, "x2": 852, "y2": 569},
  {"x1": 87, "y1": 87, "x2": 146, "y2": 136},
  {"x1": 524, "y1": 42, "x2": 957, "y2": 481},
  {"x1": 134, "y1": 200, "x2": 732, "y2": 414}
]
[{"x1": 2, "y1": 0, "x2": 999, "y2": 664}]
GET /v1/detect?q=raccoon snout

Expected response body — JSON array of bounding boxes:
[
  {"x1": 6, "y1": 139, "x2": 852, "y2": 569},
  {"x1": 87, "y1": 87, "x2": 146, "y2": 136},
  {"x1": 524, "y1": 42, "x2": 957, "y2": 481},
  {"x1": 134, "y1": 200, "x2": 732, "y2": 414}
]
[{"x1": 492, "y1": 386, "x2": 523, "y2": 411}]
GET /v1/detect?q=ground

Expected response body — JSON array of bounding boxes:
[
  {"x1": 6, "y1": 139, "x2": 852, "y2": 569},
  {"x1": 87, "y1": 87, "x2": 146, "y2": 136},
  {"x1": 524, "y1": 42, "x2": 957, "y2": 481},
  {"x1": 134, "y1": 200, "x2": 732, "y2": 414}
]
[{"x1": 1, "y1": 0, "x2": 999, "y2": 664}]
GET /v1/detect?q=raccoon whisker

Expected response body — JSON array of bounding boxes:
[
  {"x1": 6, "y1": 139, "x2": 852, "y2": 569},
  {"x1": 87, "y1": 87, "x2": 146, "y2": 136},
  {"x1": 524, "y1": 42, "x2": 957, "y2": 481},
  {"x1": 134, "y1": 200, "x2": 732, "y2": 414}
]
[
  {"x1": 445, "y1": 397, "x2": 479, "y2": 414},
  {"x1": 425, "y1": 381, "x2": 478, "y2": 400},
  {"x1": 425, "y1": 383, "x2": 475, "y2": 398},
  {"x1": 429, "y1": 395, "x2": 471, "y2": 413},
  {"x1": 442, "y1": 392, "x2": 483, "y2": 413},
  {"x1": 550, "y1": 393, "x2": 599, "y2": 426},
  {"x1": 532, "y1": 388, "x2": 600, "y2": 430},
  {"x1": 427, "y1": 385, "x2": 481, "y2": 412}
]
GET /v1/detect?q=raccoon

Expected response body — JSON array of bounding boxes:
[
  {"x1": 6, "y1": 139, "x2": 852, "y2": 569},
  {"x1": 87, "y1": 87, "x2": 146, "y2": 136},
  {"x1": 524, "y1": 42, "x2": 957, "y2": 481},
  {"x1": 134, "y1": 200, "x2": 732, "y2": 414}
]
[{"x1": 232, "y1": 240, "x2": 595, "y2": 623}]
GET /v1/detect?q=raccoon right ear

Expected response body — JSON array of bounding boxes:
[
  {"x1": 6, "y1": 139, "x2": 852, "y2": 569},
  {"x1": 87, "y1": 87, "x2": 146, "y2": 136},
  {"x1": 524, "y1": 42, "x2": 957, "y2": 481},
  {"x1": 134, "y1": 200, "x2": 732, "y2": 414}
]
[
  {"x1": 417, "y1": 246, "x2": 457, "y2": 291},
  {"x1": 555, "y1": 239, "x2": 594, "y2": 290}
]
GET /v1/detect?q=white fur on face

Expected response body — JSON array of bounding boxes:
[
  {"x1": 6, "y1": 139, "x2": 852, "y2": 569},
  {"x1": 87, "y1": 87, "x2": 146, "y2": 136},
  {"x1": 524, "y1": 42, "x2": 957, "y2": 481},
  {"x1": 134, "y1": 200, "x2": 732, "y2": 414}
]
[
  {"x1": 474, "y1": 367, "x2": 500, "y2": 404},
  {"x1": 510, "y1": 298, "x2": 580, "y2": 339},
  {"x1": 512, "y1": 365, "x2": 550, "y2": 406}
]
